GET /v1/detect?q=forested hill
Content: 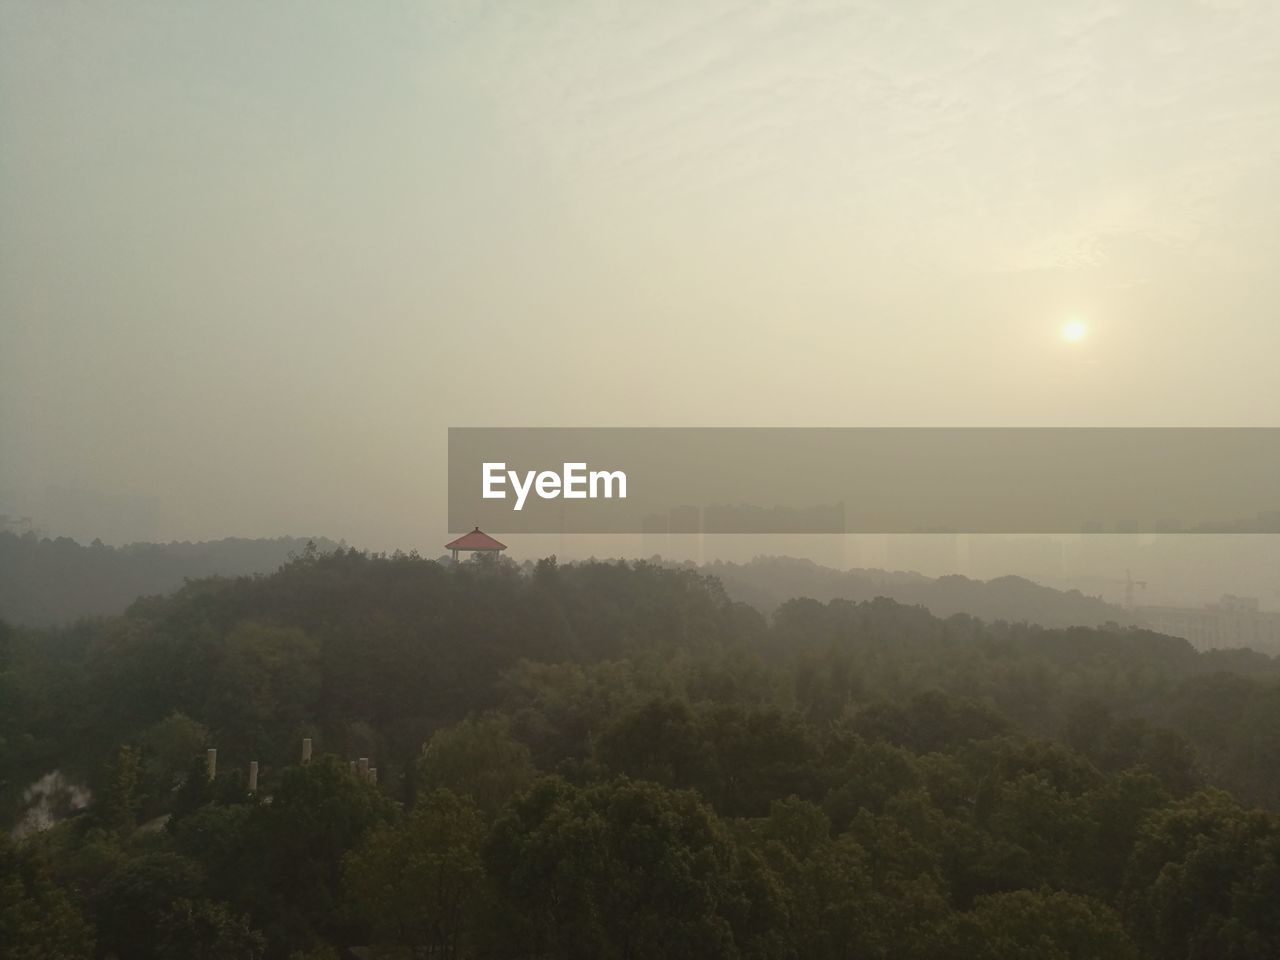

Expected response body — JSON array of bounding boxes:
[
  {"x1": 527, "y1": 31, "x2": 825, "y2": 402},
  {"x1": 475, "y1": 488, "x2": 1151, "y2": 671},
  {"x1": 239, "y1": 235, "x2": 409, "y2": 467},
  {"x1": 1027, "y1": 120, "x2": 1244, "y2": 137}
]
[
  {"x1": 0, "y1": 531, "x2": 342, "y2": 626},
  {"x1": 5, "y1": 551, "x2": 1280, "y2": 958},
  {"x1": 704, "y1": 556, "x2": 1132, "y2": 627},
  {"x1": 1, "y1": 530, "x2": 1133, "y2": 635}
]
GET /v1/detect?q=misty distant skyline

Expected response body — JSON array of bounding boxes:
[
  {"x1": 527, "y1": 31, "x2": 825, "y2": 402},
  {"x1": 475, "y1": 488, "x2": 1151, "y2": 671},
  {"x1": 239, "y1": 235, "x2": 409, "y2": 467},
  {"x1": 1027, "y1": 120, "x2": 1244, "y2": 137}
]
[{"x1": 3, "y1": 1, "x2": 1280, "y2": 552}]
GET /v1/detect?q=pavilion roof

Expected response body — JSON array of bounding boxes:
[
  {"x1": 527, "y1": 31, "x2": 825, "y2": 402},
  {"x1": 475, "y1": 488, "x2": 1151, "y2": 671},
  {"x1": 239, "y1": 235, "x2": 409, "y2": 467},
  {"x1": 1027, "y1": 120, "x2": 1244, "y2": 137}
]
[{"x1": 445, "y1": 527, "x2": 507, "y2": 551}]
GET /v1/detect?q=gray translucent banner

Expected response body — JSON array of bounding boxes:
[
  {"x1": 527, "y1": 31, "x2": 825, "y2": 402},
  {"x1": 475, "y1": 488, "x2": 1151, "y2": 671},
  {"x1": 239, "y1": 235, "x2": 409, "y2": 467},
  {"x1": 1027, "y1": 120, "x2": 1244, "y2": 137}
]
[{"x1": 448, "y1": 428, "x2": 1280, "y2": 534}]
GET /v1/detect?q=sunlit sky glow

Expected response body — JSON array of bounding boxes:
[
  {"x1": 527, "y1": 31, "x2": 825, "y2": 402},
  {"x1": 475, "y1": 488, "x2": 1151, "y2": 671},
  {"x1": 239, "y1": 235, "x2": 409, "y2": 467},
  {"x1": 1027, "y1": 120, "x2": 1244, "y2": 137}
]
[
  {"x1": 1061, "y1": 320, "x2": 1088, "y2": 342},
  {"x1": 2, "y1": 0, "x2": 1279, "y2": 548}
]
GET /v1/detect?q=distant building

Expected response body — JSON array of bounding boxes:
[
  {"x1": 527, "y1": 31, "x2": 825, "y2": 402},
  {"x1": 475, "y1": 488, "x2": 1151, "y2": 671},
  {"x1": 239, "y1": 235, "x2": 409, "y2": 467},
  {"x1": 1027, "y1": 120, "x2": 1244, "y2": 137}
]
[
  {"x1": 444, "y1": 527, "x2": 507, "y2": 562},
  {"x1": 1139, "y1": 594, "x2": 1280, "y2": 654}
]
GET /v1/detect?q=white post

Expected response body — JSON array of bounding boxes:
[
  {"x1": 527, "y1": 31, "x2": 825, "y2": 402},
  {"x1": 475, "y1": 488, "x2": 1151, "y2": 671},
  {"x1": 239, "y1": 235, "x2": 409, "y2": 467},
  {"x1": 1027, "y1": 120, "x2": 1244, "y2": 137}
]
[
  {"x1": 248, "y1": 761, "x2": 259, "y2": 793},
  {"x1": 206, "y1": 748, "x2": 217, "y2": 781},
  {"x1": 301, "y1": 738, "x2": 312, "y2": 764}
]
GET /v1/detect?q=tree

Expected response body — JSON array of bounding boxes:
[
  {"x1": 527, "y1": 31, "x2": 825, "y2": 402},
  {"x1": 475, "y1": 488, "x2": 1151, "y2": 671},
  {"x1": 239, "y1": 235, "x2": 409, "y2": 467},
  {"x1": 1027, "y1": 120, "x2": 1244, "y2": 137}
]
[
  {"x1": 595, "y1": 697, "x2": 712, "y2": 791},
  {"x1": 169, "y1": 803, "x2": 257, "y2": 904},
  {"x1": 0, "y1": 833, "x2": 94, "y2": 960},
  {"x1": 344, "y1": 789, "x2": 488, "y2": 959},
  {"x1": 97, "y1": 744, "x2": 143, "y2": 834},
  {"x1": 241, "y1": 757, "x2": 394, "y2": 954},
  {"x1": 93, "y1": 852, "x2": 205, "y2": 960},
  {"x1": 984, "y1": 773, "x2": 1093, "y2": 890},
  {"x1": 961, "y1": 889, "x2": 1139, "y2": 960},
  {"x1": 699, "y1": 704, "x2": 819, "y2": 817},
  {"x1": 822, "y1": 736, "x2": 923, "y2": 828},
  {"x1": 1125, "y1": 790, "x2": 1280, "y2": 959},
  {"x1": 418, "y1": 714, "x2": 536, "y2": 817},
  {"x1": 155, "y1": 899, "x2": 265, "y2": 960},
  {"x1": 140, "y1": 711, "x2": 210, "y2": 797},
  {"x1": 1077, "y1": 770, "x2": 1169, "y2": 898},
  {"x1": 205, "y1": 622, "x2": 321, "y2": 756},
  {"x1": 739, "y1": 798, "x2": 886, "y2": 959},
  {"x1": 487, "y1": 777, "x2": 740, "y2": 959}
]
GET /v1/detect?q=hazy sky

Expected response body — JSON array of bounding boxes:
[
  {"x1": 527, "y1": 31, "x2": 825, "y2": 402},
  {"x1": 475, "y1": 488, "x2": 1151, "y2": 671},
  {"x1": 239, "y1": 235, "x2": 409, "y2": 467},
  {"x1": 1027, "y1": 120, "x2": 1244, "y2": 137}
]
[{"x1": 2, "y1": 0, "x2": 1279, "y2": 550}]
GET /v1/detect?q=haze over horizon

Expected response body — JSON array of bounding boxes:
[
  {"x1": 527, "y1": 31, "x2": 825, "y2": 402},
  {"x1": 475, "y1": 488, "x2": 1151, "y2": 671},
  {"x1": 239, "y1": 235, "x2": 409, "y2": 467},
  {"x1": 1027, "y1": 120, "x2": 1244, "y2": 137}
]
[{"x1": 4, "y1": 1, "x2": 1280, "y2": 554}]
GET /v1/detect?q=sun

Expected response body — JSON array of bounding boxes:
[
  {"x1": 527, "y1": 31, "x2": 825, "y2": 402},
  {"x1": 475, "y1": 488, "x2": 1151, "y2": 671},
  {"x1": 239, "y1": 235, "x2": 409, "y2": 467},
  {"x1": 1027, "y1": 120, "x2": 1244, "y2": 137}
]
[{"x1": 1060, "y1": 319, "x2": 1087, "y2": 343}]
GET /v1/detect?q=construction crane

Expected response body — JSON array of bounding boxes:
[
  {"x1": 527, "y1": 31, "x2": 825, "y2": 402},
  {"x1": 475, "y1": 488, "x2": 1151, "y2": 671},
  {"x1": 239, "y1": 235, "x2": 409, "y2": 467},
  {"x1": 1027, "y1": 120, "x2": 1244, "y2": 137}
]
[
  {"x1": 1114, "y1": 569, "x2": 1148, "y2": 610},
  {"x1": 1066, "y1": 570, "x2": 1153, "y2": 611},
  {"x1": 1064, "y1": 571, "x2": 1151, "y2": 612}
]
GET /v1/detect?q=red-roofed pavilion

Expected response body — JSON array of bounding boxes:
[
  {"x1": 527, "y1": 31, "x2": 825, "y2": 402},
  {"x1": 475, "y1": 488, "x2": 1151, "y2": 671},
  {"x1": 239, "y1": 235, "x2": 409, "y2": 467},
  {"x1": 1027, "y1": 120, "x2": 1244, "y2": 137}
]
[{"x1": 445, "y1": 527, "x2": 507, "y2": 562}]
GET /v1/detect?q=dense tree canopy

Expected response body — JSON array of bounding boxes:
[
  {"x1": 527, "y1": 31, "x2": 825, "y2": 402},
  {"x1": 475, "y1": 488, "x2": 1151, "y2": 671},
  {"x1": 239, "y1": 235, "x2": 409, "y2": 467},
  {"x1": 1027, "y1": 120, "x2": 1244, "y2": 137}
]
[{"x1": 3, "y1": 549, "x2": 1280, "y2": 958}]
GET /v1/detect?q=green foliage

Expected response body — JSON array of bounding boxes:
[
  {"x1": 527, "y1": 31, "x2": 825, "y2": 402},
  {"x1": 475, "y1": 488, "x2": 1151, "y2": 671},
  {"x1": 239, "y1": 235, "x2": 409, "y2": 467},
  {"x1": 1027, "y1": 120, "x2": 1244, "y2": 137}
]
[
  {"x1": 205, "y1": 622, "x2": 321, "y2": 757},
  {"x1": 487, "y1": 776, "x2": 740, "y2": 960},
  {"x1": 98, "y1": 744, "x2": 143, "y2": 834},
  {"x1": 0, "y1": 833, "x2": 94, "y2": 960},
  {"x1": 595, "y1": 696, "x2": 717, "y2": 800},
  {"x1": 1124, "y1": 790, "x2": 1280, "y2": 958},
  {"x1": 6, "y1": 553, "x2": 1280, "y2": 958},
  {"x1": 344, "y1": 789, "x2": 488, "y2": 959},
  {"x1": 0, "y1": 532, "x2": 342, "y2": 627},
  {"x1": 243, "y1": 757, "x2": 395, "y2": 950},
  {"x1": 168, "y1": 803, "x2": 256, "y2": 903},
  {"x1": 1066, "y1": 698, "x2": 1201, "y2": 797},
  {"x1": 417, "y1": 714, "x2": 535, "y2": 817},
  {"x1": 92, "y1": 852, "x2": 205, "y2": 960},
  {"x1": 139, "y1": 711, "x2": 210, "y2": 796},
  {"x1": 155, "y1": 899, "x2": 266, "y2": 960},
  {"x1": 961, "y1": 889, "x2": 1139, "y2": 959},
  {"x1": 286, "y1": 947, "x2": 342, "y2": 960},
  {"x1": 854, "y1": 689, "x2": 1011, "y2": 754},
  {"x1": 823, "y1": 736, "x2": 924, "y2": 827}
]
